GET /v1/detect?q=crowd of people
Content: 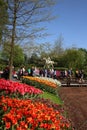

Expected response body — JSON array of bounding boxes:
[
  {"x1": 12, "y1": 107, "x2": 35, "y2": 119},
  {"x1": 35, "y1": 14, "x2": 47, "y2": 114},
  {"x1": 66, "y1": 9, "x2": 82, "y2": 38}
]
[
  {"x1": 1, "y1": 65, "x2": 84, "y2": 83},
  {"x1": 16, "y1": 66, "x2": 84, "y2": 83}
]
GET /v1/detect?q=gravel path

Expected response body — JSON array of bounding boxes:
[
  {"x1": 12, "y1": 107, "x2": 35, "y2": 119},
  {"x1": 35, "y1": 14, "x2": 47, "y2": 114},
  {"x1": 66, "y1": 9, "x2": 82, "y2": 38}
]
[{"x1": 59, "y1": 87, "x2": 87, "y2": 130}]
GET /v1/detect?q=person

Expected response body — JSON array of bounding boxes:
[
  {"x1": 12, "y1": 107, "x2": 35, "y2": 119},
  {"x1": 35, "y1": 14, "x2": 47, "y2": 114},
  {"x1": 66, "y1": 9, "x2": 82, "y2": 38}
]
[
  {"x1": 28, "y1": 68, "x2": 31, "y2": 76},
  {"x1": 79, "y1": 70, "x2": 84, "y2": 83},
  {"x1": 75, "y1": 69, "x2": 79, "y2": 81},
  {"x1": 2, "y1": 65, "x2": 9, "y2": 80},
  {"x1": 64, "y1": 70, "x2": 68, "y2": 77},
  {"x1": 17, "y1": 66, "x2": 24, "y2": 80},
  {"x1": 31, "y1": 67, "x2": 34, "y2": 76},
  {"x1": 12, "y1": 68, "x2": 18, "y2": 79},
  {"x1": 21, "y1": 66, "x2": 25, "y2": 76},
  {"x1": 68, "y1": 68, "x2": 73, "y2": 77},
  {"x1": 66, "y1": 75, "x2": 71, "y2": 87}
]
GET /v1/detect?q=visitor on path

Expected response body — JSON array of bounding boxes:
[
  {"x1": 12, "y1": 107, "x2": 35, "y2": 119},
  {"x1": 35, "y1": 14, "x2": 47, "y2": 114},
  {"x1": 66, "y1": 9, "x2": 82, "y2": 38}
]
[
  {"x1": 31, "y1": 66, "x2": 35, "y2": 76},
  {"x1": 27, "y1": 68, "x2": 31, "y2": 76},
  {"x1": 17, "y1": 66, "x2": 25, "y2": 80},
  {"x1": 75, "y1": 69, "x2": 79, "y2": 81},
  {"x1": 21, "y1": 66, "x2": 25, "y2": 76},
  {"x1": 79, "y1": 70, "x2": 84, "y2": 83},
  {"x1": 66, "y1": 75, "x2": 71, "y2": 87},
  {"x1": 2, "y1": 65, "x2": 9, "y2": 80}
]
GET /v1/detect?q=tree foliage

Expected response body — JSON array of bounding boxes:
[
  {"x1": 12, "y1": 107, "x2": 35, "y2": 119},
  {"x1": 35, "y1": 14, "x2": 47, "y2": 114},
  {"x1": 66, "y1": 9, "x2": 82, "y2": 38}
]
[
  {"x1": 61, "y1": 48, "x2": 86, "y2": 69},
  {"x1": 1, "y1": 42, "x2": 24, "y2": 67}
]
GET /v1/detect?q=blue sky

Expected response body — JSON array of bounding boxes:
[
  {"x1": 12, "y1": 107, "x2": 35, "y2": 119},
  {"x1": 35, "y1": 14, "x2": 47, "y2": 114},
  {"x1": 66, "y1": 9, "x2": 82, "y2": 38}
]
[{"x1": 43, "y1": 0, "x2": 87, "y2": 49}]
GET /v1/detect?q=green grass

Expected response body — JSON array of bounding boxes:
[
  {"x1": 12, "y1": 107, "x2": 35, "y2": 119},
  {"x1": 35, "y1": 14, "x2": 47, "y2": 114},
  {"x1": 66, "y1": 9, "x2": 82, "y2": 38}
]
[{"x1": 40, "y1": 91, "x2": 63, "y2": 105}]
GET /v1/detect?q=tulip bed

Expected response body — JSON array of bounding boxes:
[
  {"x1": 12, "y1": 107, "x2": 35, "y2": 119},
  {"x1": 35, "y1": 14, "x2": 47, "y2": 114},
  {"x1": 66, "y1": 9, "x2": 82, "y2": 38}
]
[
  {"x1": 0, "y1": 79, "x2": 43, "y2": 99},
  {"x1": 22, "y1": 76, "x2": 61, "y2": 95},
  {"x1": 0, "y1": 78, "x2": 73, "y2": 130}
]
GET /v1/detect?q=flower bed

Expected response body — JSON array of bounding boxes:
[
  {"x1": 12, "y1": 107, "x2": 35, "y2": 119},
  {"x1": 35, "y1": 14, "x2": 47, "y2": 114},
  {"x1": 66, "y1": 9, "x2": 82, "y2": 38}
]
[
  {"x1": 0, "y1": 79, "x2": 43, "y2": 99},
  {"x1": 0, "y1": 96, "x2": 72, "y2": 130},
  {"x1": 22, "y1": 76, "x2": 61, "y2": 95},
  {"x1": 0, "y1": 78, "x2": 73, "y2": 130},
  {"x1": 39, "y1": 77, "x2": 61, "y2": 87}
]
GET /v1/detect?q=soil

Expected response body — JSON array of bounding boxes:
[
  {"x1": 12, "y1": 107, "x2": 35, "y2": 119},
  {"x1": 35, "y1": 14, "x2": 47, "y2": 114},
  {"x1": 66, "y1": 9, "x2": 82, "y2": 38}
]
[{"x1": 59, "y1": 87, "x2": 87, "y2": 130}]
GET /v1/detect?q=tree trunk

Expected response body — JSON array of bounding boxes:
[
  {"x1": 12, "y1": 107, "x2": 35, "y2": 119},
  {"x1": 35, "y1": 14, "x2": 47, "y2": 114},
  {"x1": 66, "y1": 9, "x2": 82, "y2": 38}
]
[{"x1": 9, "y1": 1, "x2": 17, "y2": 80}]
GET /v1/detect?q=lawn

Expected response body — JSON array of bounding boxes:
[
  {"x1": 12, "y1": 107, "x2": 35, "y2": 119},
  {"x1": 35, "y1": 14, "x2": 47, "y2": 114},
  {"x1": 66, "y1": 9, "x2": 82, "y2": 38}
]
[{"x1": 40, "y1": 91, "x2": 63, "y2": 104}]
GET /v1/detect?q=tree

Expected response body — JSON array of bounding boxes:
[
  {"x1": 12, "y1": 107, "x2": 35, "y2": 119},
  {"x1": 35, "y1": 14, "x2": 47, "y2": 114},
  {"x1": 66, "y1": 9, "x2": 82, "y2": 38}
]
[
  {"x1": 51, "y1": 35, "x2": 64, "y2": 57},
  {"x1": 1, "y1": 42, "x2": 24, "y2": 67},
  {"x1": 79, "y1": 48, "x2": 87, "y2": 67},
  {"x1": 13, "y1": 45, "x2": 25, "y2": 67},
  {"x1": 0, "y1": 0, "x2": 8, "y2": 44},
  {"x1": 5, "y1": 0, "x2": 56, "y2": 79},
  {"x1": 28, "y1": 53, "x2": 40, "y2": 66},
  {"x1": 62, "y1": 48, "x2": 86, "y2": 70}
]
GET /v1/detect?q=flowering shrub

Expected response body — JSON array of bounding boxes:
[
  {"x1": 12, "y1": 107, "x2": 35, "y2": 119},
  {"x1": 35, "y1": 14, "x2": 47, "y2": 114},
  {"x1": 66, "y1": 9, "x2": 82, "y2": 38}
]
[
  {"x1": 0, "y1": 96, "x2": 72, "y2": 130},
  {"x1": 0, "y1": 79, "x2": 43, "y2": 99},
  {"x1": 22, "y1": 76, "x2": 61, "y2": 95}
]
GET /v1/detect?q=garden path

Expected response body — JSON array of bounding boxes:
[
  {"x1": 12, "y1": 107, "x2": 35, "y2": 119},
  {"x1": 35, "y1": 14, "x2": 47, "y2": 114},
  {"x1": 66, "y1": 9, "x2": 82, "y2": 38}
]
[{"x1": 59, "y1": 87, "x2": 87, "y2": 130}]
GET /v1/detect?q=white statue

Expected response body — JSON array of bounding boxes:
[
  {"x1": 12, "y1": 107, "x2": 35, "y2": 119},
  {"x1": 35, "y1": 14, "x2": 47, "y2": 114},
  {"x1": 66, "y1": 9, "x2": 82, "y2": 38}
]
[{"x1": 43, "y1": 57, "x2": 54, "y2": 68}]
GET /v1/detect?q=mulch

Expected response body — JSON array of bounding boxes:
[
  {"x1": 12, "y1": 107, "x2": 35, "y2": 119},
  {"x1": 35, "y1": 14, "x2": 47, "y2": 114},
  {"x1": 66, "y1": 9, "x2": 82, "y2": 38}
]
[{"x1": 59, "y1": 86, "x2": 87, "y2": 130}]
